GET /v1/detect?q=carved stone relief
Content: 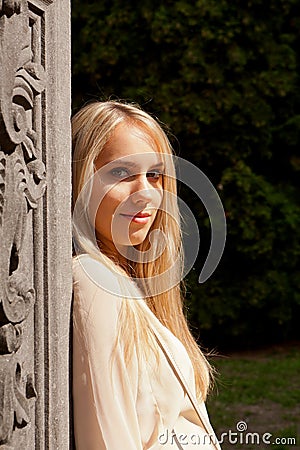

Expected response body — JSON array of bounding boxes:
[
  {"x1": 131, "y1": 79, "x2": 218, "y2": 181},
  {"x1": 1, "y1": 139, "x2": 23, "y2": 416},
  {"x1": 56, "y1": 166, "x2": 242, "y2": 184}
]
[
  {"x1": 1, "y1": 0, "x2": 72, "y2": 447},
  {"x1": 0, "y1": 0, "x2": 46, "y2": 446}
]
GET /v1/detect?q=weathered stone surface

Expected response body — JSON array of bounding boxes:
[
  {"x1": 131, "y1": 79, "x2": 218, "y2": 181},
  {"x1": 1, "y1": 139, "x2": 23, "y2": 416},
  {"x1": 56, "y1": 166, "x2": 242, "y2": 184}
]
[{"x1": 0, "y1": 1, "x2": 72, "y2": 448}]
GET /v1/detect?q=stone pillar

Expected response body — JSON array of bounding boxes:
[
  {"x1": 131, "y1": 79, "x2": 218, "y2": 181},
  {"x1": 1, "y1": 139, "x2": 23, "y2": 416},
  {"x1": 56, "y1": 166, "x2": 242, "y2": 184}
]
[{"x1": 0, "y1": 1, "x2": 72, "y2": 449}]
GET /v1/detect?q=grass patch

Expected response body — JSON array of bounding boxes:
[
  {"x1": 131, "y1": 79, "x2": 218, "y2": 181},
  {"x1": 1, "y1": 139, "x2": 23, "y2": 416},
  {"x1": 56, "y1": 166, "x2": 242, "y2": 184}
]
[{"x1": 206, "y1": 343, "x2": 300, "y2": 449}]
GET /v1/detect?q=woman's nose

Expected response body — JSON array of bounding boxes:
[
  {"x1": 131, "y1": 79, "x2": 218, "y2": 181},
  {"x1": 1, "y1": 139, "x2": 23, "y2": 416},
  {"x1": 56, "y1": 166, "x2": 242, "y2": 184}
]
[{"x1": 131, "y1": 175, "x2": 156, "y2": 205}]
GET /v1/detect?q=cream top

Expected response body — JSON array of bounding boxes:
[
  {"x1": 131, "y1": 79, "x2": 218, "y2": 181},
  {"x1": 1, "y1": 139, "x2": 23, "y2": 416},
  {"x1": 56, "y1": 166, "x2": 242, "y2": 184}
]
[{"x1": 72, "y1": 254, "x2": 220, "y2": 449}]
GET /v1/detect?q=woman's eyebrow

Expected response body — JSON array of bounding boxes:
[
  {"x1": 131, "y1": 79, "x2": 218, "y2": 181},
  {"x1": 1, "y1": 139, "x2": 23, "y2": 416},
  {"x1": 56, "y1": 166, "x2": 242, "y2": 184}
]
[
  {"x1": 149, "y1": 162, "x2": 165, "y2": 168},
  {"x1": 110, "y1": 160, "x2": 137, "y2": 167},
  {"x1": 107, "y1": 160, "x2": 165, "y2": 169}
]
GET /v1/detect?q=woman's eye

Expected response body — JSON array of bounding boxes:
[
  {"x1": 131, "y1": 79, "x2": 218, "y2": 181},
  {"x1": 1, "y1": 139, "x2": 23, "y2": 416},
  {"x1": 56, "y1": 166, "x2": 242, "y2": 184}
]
[
  {"x1": 146, "y1": 170, "x2": 163, "y2": 180},
  {"x1": 110, "y1": 167, "x2": 130, "y2": 179}
]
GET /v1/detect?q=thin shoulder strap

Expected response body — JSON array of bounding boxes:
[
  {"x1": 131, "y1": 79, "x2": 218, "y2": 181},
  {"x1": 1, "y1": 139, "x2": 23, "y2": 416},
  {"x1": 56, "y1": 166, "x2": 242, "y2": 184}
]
[{"x1": 153, "y1": 329, "x2": 221, "y2": 450}]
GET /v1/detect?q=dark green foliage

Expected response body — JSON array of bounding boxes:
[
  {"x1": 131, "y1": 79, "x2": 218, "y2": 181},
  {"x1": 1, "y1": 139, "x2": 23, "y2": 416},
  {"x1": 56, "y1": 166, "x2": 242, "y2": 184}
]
[{"x1": 72, "y1": 0, "x2": 300, "y2": 349}]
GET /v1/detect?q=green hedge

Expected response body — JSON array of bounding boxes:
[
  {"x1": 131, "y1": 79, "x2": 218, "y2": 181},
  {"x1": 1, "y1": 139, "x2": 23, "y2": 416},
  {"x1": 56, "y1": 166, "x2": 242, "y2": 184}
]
[{"x1": 72, "y1": 0, "x2": 300, "y2": 349}]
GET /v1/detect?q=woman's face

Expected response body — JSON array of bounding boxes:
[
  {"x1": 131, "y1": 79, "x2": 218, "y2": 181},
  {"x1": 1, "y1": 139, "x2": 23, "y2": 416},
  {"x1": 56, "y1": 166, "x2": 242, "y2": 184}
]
[{"x1": 91, "y1": 123, "x2": 164, "y2": 256}]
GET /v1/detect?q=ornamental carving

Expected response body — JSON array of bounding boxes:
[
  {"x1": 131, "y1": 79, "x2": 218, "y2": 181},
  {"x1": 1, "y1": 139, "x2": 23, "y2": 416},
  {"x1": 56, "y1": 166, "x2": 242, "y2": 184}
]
[{"x1": 0, "y1": 0, "x2": 46, "y2": 445}]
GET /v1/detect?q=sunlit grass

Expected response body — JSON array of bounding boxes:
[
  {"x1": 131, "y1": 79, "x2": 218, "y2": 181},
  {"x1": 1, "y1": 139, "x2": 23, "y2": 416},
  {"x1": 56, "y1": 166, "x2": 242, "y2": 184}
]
[{"x1": 206, "y1": 345, "x2": 300, "y2": 450}]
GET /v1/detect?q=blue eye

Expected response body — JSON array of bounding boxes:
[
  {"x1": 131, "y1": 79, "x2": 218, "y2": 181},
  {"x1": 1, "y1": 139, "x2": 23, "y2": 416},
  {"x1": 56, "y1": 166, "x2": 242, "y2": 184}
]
[
  {"x1": 110, "y1": 167, "x2": 130, "y2": 179},
  {"x1": 109, "y1": 167, "x2": 163, "y2": 181},
  {"x1": 147, "y1": 170, "x2": 163, "y2": 180}
]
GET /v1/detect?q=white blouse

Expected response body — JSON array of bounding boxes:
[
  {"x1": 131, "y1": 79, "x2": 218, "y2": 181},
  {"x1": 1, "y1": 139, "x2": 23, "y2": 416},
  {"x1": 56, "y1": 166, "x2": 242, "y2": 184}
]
[{"x1": 72, "y1": 254, "x2": 220, "y2": 450}]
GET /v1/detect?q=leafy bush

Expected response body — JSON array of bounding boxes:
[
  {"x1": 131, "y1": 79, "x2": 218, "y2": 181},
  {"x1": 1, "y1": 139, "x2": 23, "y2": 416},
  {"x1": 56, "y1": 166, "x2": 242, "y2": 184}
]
[{"x1": 72, "y1": 0, "x2": 300, "y2": 349}]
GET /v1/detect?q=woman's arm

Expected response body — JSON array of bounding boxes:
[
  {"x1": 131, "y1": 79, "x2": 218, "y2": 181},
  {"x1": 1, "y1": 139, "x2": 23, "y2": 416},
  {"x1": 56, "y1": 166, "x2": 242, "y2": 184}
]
[{"x1": 72, "y1": 256, "x2": 142, "y2": 450}]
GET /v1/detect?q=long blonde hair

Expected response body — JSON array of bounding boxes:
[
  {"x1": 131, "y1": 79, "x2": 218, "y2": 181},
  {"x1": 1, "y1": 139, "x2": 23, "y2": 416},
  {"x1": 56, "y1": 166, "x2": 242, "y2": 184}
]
[{"x1": 72, "y1": 100, "x2": 213, "y2": 400}]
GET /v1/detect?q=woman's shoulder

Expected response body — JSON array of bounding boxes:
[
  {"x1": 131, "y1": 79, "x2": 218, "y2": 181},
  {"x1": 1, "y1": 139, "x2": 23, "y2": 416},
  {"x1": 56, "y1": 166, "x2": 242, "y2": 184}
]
[
  {"x1": 72, "y1": 253, "x2": 126, "y2": 299},
  {"x1": 72, "y1": 255, "x2": 125, "y2": 341}
]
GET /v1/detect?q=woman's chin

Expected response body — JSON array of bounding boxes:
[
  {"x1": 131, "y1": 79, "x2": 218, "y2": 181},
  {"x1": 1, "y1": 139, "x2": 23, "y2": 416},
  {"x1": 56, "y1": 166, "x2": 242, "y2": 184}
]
[
  {"x1": 115, "y1": 232, "x2": 148, "y2": 247},
  {"x1": 124, "y1": 236, "x2": 147, "y2": 247},
  {"x1": 130, "y1": 229, "x2": 151, "y2": 245}
]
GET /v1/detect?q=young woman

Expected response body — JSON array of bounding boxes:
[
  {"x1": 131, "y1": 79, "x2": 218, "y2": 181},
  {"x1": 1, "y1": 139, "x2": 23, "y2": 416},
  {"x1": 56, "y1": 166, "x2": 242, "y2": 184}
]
[{"x1": 72, "y1": 101, "x2": 221, "y2": 449}]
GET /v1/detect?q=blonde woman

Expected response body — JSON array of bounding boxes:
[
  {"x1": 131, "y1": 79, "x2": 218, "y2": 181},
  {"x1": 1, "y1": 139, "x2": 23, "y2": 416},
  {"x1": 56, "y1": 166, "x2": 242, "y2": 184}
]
[{"x1": 72, "y1": 101, "x2": 221, "y2": 450}]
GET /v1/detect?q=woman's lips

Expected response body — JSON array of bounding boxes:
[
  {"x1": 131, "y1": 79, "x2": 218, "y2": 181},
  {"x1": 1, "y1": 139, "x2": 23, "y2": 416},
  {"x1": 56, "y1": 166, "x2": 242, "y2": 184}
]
[{"x1": 120, "y1": 212, "x2": 152, "y2": 224}]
